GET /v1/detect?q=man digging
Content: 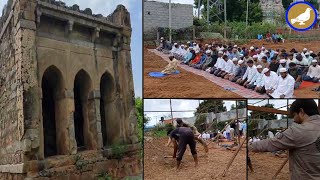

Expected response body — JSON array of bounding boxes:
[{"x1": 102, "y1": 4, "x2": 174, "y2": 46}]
[
  {"x1": 175, "y1": 118, "x2": 209, "y2": 153},
  {"x1": 166, "y1": 126, "x2": 198, "y2": 171}
]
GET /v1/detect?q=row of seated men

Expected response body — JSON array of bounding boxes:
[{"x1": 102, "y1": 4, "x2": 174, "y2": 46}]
[{"x1": 156, "y1": 38, "x2": 320, "y2": 98}]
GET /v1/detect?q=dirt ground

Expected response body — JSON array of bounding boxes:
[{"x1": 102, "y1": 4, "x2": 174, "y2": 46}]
[
  {"x1": 144, "y1": 40, "x2": 320, "y2": 98},
  {"x1": 144, "y1": 137, "x2": 246, "y2": 180},
  {"x1": 248, "y1": 152, "x2": 289, "y2": 180},
  {"x1": 143, "y1": 48, "x2": 240, "y2": 98}
]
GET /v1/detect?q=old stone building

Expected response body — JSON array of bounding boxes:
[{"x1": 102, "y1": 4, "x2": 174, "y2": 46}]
[{"x1": 0, "y1": 0, "x2": 141, "y2": 179}]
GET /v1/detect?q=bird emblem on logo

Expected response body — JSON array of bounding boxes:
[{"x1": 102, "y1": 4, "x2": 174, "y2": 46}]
[{"x1": 290, "y1": 8, "x2": 312, "y2": 25}]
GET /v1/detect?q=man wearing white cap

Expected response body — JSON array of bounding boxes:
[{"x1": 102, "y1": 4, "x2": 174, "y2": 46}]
[
  {"x1": 201, "y1": 50, "x2": 214, "y2": 71},
  {"x1": 249, "y1": 46, "x2": 257, "y2": 57},
  {"x1": 214, "y1": 55, "x2": 228, "y2": 76},
  {"x1": 156, "y1": 37, "x2": 168, "y2": 52},
  {"x1": 270, "y1": 68, "x2": 295, "y2": 98},
  {"x1": 231, "y1": 60, "x2": 247, "y2": 82},
  {"x1": 218, "y1": 55, "x2": 234, "y2": 78},
  {"x1": 194, "y1": 50, "x2": 211, "y2": 69},
  {"x1": 246, "y1": 65, "x2": 264, "y2": 90},
  {"x1": 175, "y1": 44, "x2": 187, "y2": 60},
  {"x1": 183, "y1": 47, "x2": 195, "y2": 64},
  {"x1": 303, "y1": 59, "x2": 320, "y2": 83},
  {"x1": 170, "y1": 43, "x2": 179, "y2": 55},
  {"x1": 254, "y1": 68, "x2": 278, "y2": 94},
  {"x1": 224, "y1": 58, "x2": 240, "y2": 80},
  {"x1": 252, "y1": 55, "x2": 261, "y2": 66},
  {"x1": 301, "y1": 48, "x2": 308, "y2": 58},
  {"x1": 277, "y1": 59, "x2": 289, "y2": 75},
  {"x1": 238, "y1": 60, "x2": 257, "y2": 86},
  {"x1": 304, "y1": 52, "x2": 313, "y2": 66},
  {"x1": 210, "y1": 51, "x2": 224, "y2": 74}
]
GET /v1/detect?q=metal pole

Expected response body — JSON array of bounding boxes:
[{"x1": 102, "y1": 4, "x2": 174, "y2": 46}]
[
  {"x1": 170, "y1": 99, "x2": 173, "y2": 120},
  {"x1": 224, "y1": 0, "x2": 227, "y2": 38},
  {"x1": 198, "y1": 0, "x2": 201, "y2": 19},
  {"x1": 207, "y1": 0, "x2": 209, "y2": 23},
  {"x1": 169, "y1": 0, "x2": 172, "y2": 43},
  {"x1": 246, "y1": 0, "x2": 249, "y2": 28}
]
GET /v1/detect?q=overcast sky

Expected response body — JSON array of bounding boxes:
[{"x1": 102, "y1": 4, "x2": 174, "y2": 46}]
[
  {"x1": 0, "y1": 0, "x2": 142, "y2": 97},
  {"x1": 144, "y1": 99, "x2": 238, "y2": 126}
]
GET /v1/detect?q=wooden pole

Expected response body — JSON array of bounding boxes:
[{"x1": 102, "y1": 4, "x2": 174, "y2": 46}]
[
  {"x1": 222, "y1": 139, "x2": 246, "y2": 177},
  {"x1": 169, "y1": 0, "x2": 172, "y2": 43},
  {"x1": 224, "y1": 0, "x2": 226, "y2": 39},
  {"x1": 271, "y1": 157, "x2": 289, "y2": 180},
  {"x1": 236, "y1": 100, "x2": 240, "y2": 145}
]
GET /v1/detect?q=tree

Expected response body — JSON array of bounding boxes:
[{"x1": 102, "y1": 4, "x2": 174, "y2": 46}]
[
  {"x1": 193, "y1": 0, "x2": 263, "y2": 24},
  {"x1": 249, "y1": 104, "x2": 277, "y2": 120},
  {"x1": 231, "y1": 100, "x2": 247, "y2": 110},
  {"x1": 195, "y1": 100, "x2": 227, "y2": 115},
  {"x1": 136, "y1": 97, "x2": 143, "y2": 142},
  {"x1": 194, "y1": 114, "x2": 207, "y2": 133}
]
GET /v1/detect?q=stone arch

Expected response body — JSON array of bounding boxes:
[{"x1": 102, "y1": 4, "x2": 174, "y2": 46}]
[
  {"x1": 41, "y1": 65, "x2": 65, "y2": 157},
  {"x1": 100, "y1": 71, "x2": 115, "y2": 146},
  {"x1": 73, "y1": 69, "x2": 93, "y2": 151}
]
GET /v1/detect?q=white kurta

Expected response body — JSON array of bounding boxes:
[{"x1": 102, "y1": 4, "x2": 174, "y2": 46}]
[
  {"x1": 224, "y1": 60, "x2": 234, "y2": 73},
  {"x1": 307, "y1": 65, "x2": 320, "y2": 78},
  {"x1": 270, "y1": 74, "x2": 295, "y2": 98},
  {"x1": 259, "y1": 71, "x2": 278, "y2": 90},
  {"x1": 215, "y1": 57, "x2": 224, "y2": 69},
  {"x1": 242, "y1": 65, "x2": 257, "y2": 82},
  {"x1": 250, "y1": 72, "x2": 264, "y2": 86}
]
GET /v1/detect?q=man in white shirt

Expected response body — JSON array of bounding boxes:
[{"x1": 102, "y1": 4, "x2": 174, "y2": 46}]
[
  {"x1": 256, "y1": 49, "x2": 265, "y2": 61},
  {"x1": 254, "y1": 68, "x2": 278, "y2": 94},
  {"x1": 301, "y1": 48, "x2": 308, "y2": 58},
  {"x1": 270, "y1": 68, "x2": 295, "y2": 98},
  {"x1": 246, "y1": 65, "x2": 264, "y2": 89},
  {"x1": 210, "y1": 51, "x2": 224, "y2": 74},
  {"x1": 224, "y1": 58, "x2": 240, "y2": 80},
  {"x1": 214, "y1": 55, "x2": 228, "y2": 76},
  {"x1": 218, "y1": 55, "x2": 234, "y2": 78},
  {"x1": 239, "y1": 60, "x2": 258, "y2": 86},
  {"x1": 303, "y1": 60, "x2": 320, "y2": 83},
  {"x1": 225, "y1": 122, "x2": 231, "y2": 140}
]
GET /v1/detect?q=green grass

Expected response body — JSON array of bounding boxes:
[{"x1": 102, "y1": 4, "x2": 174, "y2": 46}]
[{"x1": 153, "y1": 130, "x2": 167, "y2": 137}]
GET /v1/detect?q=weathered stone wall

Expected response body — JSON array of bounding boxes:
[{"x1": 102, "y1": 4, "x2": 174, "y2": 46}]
[
  {"x1": 144, "y1": 0, "x2": 193, "y2": 31},
  {"x1": 0, "y1": 0, "x2": 140, "y2": 178},
  {"x1": 0, "y1": 0, "x2": 35, "y2": 167}
]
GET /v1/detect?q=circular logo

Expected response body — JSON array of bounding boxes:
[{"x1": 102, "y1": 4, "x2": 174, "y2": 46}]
[{"x1": 286, "y1": 1, "x2": 318, "y2": 31}]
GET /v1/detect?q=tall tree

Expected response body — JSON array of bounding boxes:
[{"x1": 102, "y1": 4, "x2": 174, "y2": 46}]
[
  {"x1": 249, "y1": 104, "x2": 277, "y2": 120},
  {"x1": 195, "y1": 100, "x2": 227, "y2": 115},
  {"x1": 230, "y1": 100, "x2": 247, "y2": 110},
  {"x1": 194, "y1": 0, "x2": 263, "y2": 23}
]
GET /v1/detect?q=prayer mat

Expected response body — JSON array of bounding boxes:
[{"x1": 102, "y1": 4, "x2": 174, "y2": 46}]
[
  {"x1": 299, "y1": 81, "x2": 319, "y2": 89},
  {"x1": 148, "y1": 70, "x2": 180, "y2": 78}
]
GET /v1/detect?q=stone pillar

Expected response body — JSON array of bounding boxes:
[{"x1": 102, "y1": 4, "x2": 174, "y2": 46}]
[
  {"x1": 87, "y1": 90, "x2": 103, "y2": 150},
  {"x1": 55, "y1": 90, "x2": 77, "y2": 155}
]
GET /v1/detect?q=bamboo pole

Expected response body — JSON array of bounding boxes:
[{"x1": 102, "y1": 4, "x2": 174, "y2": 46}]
[
  {"x1": 271, "y1": 157, "x2": 289, "y2": 180},
  {"x1": 222, "y1": 139, "x2": 246, "y2": 177}
]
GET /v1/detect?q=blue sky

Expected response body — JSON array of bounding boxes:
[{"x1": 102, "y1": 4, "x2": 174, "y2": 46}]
[{"x1": 0, "y1": 0, "x2": 142, "y2": 97}]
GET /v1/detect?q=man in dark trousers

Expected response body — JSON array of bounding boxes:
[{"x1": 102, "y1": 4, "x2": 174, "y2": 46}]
[
  {"x1": 249, "y1": 99, "x2": 320, "y2": 180},
  {"x1": 166, "y1": 127, "x2": 198, "y2": 170}
]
